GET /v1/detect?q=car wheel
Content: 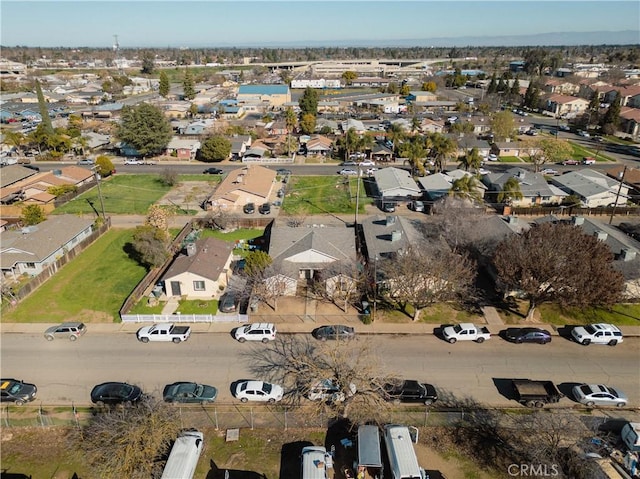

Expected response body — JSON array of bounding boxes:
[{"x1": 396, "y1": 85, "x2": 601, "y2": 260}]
[
  {"x1": 582, "y1": 339, "x2": 591, "y2": 346},
  {"x1": 69, "y1": 335, "x2": 77, "y2": 341},
  {"x1": 172, "y1": 338, "x2": 181, "y2": 344},
  {"x1": 515, "y1": 338, "x2": 523, "y2": 344},
  {"x1": 261, "y1": 338, "x2": 269, "y2": 344},
  {"x1": 585, "y1": 401, "x2": 595, "y2": 407},
  {"x1": 448, "y1": 338, "x2": 457, "y2": 344},
  {"x1": 268, "y1": 398, "x2": 276, "y2": 403},
  {"x1": 95, "y1": 401, "x2": 105, "y2": 407},
  {"x1": 238, "y1": 337, "x2": 246, "y2": 343},
  {"x1": 140, "y1": 337, "x2": 149, "y2": 343},
  {"x1": 534, "y1": 401, "x2": 545, "y2": 408},
  {"x1": 240, "y1": 397, "x2": 248, "y2": 403},
  {"x1": 476, "y1": 337, "x2": 485, "y2": 343},
  {"x1": 525, "y1": 400, "x2": 536, "y2": 408},
  {"x1": 45, "y1": 335, "x2": 54, "y2": 341},
  {"x1": 424, "y1": 399, "x2": 434, "y2": 406},
  {"x1": 14, "y1": 399, "x2": 25, "y2": 406},
  {"x1": 616, "y1": 402, "x2": 626, "y2": 408},
  {"x1": 608, "y1": 340, "x2": 618, "y2": 346}
]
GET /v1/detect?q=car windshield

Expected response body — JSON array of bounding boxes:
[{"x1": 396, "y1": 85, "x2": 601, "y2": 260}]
[
  {"x1": 2, "y1": 381, "x2": 21, "y2": 394},
  {"x1": 262, "y1": 383, "x2": 272, "y2": 394},
  {"x1": 578, "y1": 385, "x2": 592, "y2": 395},
  {"x1": 584, "y1": 325, "x2": 597, "y2": 334}
]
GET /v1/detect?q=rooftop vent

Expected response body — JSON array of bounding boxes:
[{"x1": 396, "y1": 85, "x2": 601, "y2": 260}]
[
  {"x1": 185, "y1": 242, "x2": 197, "y2": 256},
  {"x1": 507, "y1": 215, "x2": 518, "y2": 224},
  {"x1": 385, "y1": 215, "x2": 396, "y2": 226},
  {"x1": 621, "y1": 248, "x2": 637, "y2": 262},
  {"x1": 572, "y1": 216, "x2": 585, "y2": 226},
  {"x1": 390, "y1": 230, "x2": 402, "y2": 242}
]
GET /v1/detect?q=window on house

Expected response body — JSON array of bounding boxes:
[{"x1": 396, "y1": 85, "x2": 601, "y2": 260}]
[
  {"x1": 193, "y1": 281, "x2": 205, "y2": 291},
  {"x1": 25, "y1": 262, "x2": 36, "y2": 268}
]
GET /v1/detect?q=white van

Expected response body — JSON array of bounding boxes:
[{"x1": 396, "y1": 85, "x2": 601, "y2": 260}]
[
  {"x1": 356, "y1": 424, "x2": 383, "y2": 478},
  {"x1": 161, "y1": 430, "x2": 204, "y2": 479},
  {"x1": 301, "y1": 445, "x2": 331, "y2": 479},
  {"x1": 383, "y1": 425, "x2": 426, "y2": 479},
  {"x1": 621, "y1": 422, "x2": 640, "y2": 452}
]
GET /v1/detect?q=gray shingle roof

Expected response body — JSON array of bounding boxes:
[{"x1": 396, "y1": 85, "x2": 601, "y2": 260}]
[
  {"x1": 162, "y1": 237, "x2": 234, "y2": 282},
  {"x1": 551, "y1": 169, "x2": 619, "y2": 199}
]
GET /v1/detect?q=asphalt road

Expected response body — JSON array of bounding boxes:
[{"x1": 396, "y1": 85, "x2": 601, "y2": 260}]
[{"x1": 2, "y1": 331, "x2": 638, "y2": 407}]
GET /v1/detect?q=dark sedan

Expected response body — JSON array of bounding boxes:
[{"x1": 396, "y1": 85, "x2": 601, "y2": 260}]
[
  {"x1": 203, "y1": 167, "x2": 223, "y2": 174},
  {"x1": 243, "y1": 203, "x2": 255, "y2": 214},
  {"x1": 163, "y1": 382, "x2": 218, "y2": 404},
  {"x1": 1, "y1": 379, "x2": 37, "y2": 405},
  {"x1": 382, "y1": 379, "x2": 438, "y2": 405},
  {"x1": 503, "y1": 327, "x2": 552, "y2": 344},
  {"x1": 276, "y1": 168, "x2": 292, "y2": 176},
  {"x1": 90, "y1": 382, "x2": 143, "y2": 406},
  {"x1": 312, "y1": 324, "x2": 355, "y2": 341}
]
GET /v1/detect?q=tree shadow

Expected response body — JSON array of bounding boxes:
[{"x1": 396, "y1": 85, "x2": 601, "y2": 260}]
[
  {"x1": 279, "y1": 440, "x2": 315, "y2": 479},
  {"x1": 206, "y1": 459, "x2": 266, "y2": 479},
  {"x1": 324, "y1": 417, "x2": 356, "y2": 478},
  {"x1": 0, "y1": 472, "x2": 33, "y2": 479}
]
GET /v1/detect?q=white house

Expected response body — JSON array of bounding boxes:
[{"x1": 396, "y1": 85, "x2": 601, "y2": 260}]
[{"x1": 551, "y1": 169, "x2": 629, "y2": 208}]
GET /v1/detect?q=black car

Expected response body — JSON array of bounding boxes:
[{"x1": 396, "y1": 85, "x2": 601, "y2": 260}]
[
  {"x1": 382, "y1": 379, "x2": 438, "y2": 405},
  {"x1": 243, "y1": 203, "x2": 255, "y2": 214},
  {"x1": 219, "y1": 291, "x2": 237, "y2": 313},
  {"x1": 0, "y1": 378, "x2": 37, "y2": 405},
  {"x1": 503, "y1": 327, "x2": 552, "y2": 344},
  {"x1": 90, "y1": 382, "x2": 143, "y2": 406},
  {"x1": 163, "y1": 382, "x2": 218, "y2": 404},
  {"x1": 259, "y1": 202, "x2": 271, "y2": 215},
  {"x1": 203, "y1": 167, "x2": 223, "y2": 174},
  {"x1": 312, "y1": 324, "x2": 355, "y2": 341}
]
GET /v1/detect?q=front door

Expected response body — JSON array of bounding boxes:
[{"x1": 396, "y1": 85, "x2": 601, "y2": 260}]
[{"x1": 170, "y1": 281, "x2": 181, "y2": 296}]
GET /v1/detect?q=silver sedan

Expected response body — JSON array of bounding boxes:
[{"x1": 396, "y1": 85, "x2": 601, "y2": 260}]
[{"x1": 572, "y1": 384, "x2": 628, "y2": 408}]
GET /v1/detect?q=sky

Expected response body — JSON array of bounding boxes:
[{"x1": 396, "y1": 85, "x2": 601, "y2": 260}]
[{"x1": 1, "y1": 0, "x2": 639, "y2": 48}]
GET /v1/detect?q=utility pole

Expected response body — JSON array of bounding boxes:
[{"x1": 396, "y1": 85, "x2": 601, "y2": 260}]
[
  {"x1": 354, "y1": 167, "x2": 361, "y2": 225},
  {"x1": 609, "y1": 165, "x2": 627, "y2": 225},
  {"x1": 92, "y1": 166, "x2": 106, "y2": 220}
]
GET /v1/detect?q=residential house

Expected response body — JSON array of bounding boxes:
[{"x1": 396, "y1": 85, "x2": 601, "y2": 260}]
[
  {"x1": 620, "y1": 107, "x2": 640, "y2": 139},
  {"x1": 373, "y1": 167, "x2": 421, "y2": 202},
  {"x1": 420, "y1": 118, "x2": 445, "y2": 134},
  {"x1": 406, "y1": 91, "x2": 438, "y2": 104},
  {"x1": 541, "y1": 215, "x2": 640, "y2": 299},
  {"x1": 544, "y1": 94, "x2": 589, "y2": 118},
  {"x1": 370, "y1": 143, "x2": 394, "y2": 162},
  {"x1": 603, "y1": 85, "x2": 640, "y2": 107},
  {"x1": 317, "y1": 100, "x2": 341, "y2": 113},
  {"x1": 267, "y1": 120, "x2": 289, "y2": 136},
  {"x1": 456, "y1": 136, "x2": 492, "y2": 158},
  {"x1": 165, "y1": 137, "x2": 201, "y2": 160},
  {"x1": 606, "y1": 165, "x2": 640, "y2": 202},
  {"x1": 543, "y1": 79, "x2": 580, "y2": 96},
  {"x1": 418, "y1": 170, "x2": 486, "y2": 201},
  {"x1": 341, "y1": 118, "x2": 367, "y2": 135},
  {"x1": 482, "y1": 167, "x2": 568, "y2": 207},
  {"x1": 493, "y1": 141, "x2": 540, "y2": 159},
  {"x1": 265, "y1": 224, "x2": 357, "y2": 296},
  {"x1": 82, "y1": 132, "x2": 111, "y2": 151},
  {"x1": 360, "y1": 214, "x2": 423, "y2": 262},
  {"x1": 628, "y1": 93, "x2": 640, "y2": 109},
  {"x1": 315, "y1": 118, "x2": 339, "y2": 134},
  {"x1": 160, "y1": 101, "x2": 192, "y2": 119},
  {"x1": 178, "y1": 121, "x2": 209, "y2": 135},
  {"x1": 230, "y1": 135, "x2": 252, "y2": 160},
  {"x1": 242, "y1": 145, "x2": 270, "y2": 161},
  {"x1": 161, "y1": 237, "x2": 235, "y2": 299},
  {"x1": 0, "y1": 215, "x2": 94, "y2": 280},
  {"x1": 551, "y1": 169, "x2": 629, "y2": 208},
  {"x1": 204, "y1": 165, "x2": 276, "y2": 211},
  {"x1": 305, "y1": 135, "x2": 333, "y2": 157}
]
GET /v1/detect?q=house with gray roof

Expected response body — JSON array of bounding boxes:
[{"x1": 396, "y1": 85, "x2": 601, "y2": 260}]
[
  {"x1": 373, "y1": 167, "x2": 421, "y2": 201},
  {"x1": 482, "y1": 167, "x2": 568, "y2": 207},
  {"x1": 161, "y1": 237, "x2": 235, "y2": 299},
  {"x1": 266, "y1": 224, "x2": 357, "y2": 296},
  {"x1": 360, "y1": 214, "x2": 423, "y2": 262},
  {"x1": 419, "y1": 170, "x2": 487, "y2": 201},
  {"x1": 0, "y1": 215, "x2": 94, "y2": 279},
  {"x1": 551, "y1": 169, "x2": 629, "y2": 208},
  {"x1": 230, "y1": 135, "x2": 252, "y2": 160}
]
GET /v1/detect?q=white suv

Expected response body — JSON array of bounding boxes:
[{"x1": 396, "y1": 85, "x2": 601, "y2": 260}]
[
  {"x1": 571, "y1": 323, "x2": 623, "y2": 346},
  {"x1": 234, "y1": 323, "x2": 277, "y2": 343}
]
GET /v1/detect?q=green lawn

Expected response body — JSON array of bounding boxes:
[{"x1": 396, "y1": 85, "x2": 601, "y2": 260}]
[
  {"x1": 568, "y1": 142, "x2": 614, "y2": 162},
  {"x1": 281, "y1": 175, "x2": 371, "y2": 215},
  {"x1": 539, "y1": 303, "x2": 640, "y2": 326},
  {"x1": 176, "y1": 299, "x2": 219, "y2": 314},
  {"x1": 2, "y1": 229, "x2": 147, "y2": 323},
  {"x1": 497, "y1": 156, "x2": 522, "y2": 163},
  {"x1": 53, "y1": 175, "x2": 172, "y2": 215},
  {"x1": 200, "y1": 228, "x2": 264, "y2": 242}
]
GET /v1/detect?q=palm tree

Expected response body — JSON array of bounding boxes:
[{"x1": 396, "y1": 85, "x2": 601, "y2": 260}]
[
  {"x1": 449, "y1": 175, "x2": 483, "y2": 203},
  {"x1": 458, "y1": 147, "x2": 483, "y2": 172},
  {"x1": 497, "y1": 177, "x2": 523, "y2": 204},
  {"x1": 427, "y1": 133, "x2": 457, "y2": 173},
  {"x1": 3, "y1": 131, "x2": 25, "y2": 156},
  {"x1": 285, "y1": 107, "x2": 297, "y2": 156},
  {"x1": 400, "y1": 140, "x2": 426, "y2": 176},
  {"x1": 410, "y1": 116, "x2": 421, "y2": 134}
]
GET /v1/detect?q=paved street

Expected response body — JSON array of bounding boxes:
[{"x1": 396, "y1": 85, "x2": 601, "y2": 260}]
[{"x1": 2, "y1": 326, "x2": 638, "y2": 407}]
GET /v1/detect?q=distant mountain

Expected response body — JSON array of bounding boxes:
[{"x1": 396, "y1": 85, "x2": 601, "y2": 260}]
[{"x1": 213, "y1": 30, "x2": 639, "y2": 48}]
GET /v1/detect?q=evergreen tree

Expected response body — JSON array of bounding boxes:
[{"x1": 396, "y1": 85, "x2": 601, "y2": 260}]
[
  {"x1": 183, "y1": 68, "x2": 195, "y2": 100},
  {"x1": 116, "y1": 103, "x2": 172, "y2": 158},
  {"x1": 35, "y1": 80, "x2": 53, "y2": 136},
  {"x1": 497, "y1": 77, "x2": 507, "y2": 93},
  {"x1": 159, "y1": 71, "x2": 170, "y2": 98},
  {"x1": 510, "y1": 76, "x2": 520, "y2": 96},
  {"x1": 141, "y1": 52, "x2": 155, "y2": 74},
  {"x1": 487, "y1": 73, "x2": 497, "y2": 94},
  {"x1": 600, "y1": 92, "x2": 622, "y2": 131},
  {"x1": 298, "y1": 87, "x2": 319, "y2": 116}
]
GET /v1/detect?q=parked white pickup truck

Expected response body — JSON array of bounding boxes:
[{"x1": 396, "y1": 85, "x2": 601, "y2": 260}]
[
  {"x1": 442, "y1": 323, "x2": 491, "y2": 343},
  {"x1": 136, "y1": 324, "x2": 191, "y2": 343}
]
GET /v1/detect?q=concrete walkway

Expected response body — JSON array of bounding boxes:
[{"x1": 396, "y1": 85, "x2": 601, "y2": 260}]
[{"x1": 481, "y1": 306, "x2": 505, "y2": 326}]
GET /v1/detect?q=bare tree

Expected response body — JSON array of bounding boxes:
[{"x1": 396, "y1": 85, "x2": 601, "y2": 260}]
[
  {"x1": 493, "y1": 222, "x2": 624, "y2": 320},
  {"x1": 242, "y1": 335, "x2": 393, "y2": 425},
  {"x1": 248, "y1": 263, "x2": 294, "y2": 312},
  {"x1": 379, "y1": 243, "x2": 476, "y2": 321},
  {"x1": 74, "y1": 397, "x2": 181, "y2": 479},
  {"x1": 311, "y1": 260, "x2": 366, "y2": 313}
]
